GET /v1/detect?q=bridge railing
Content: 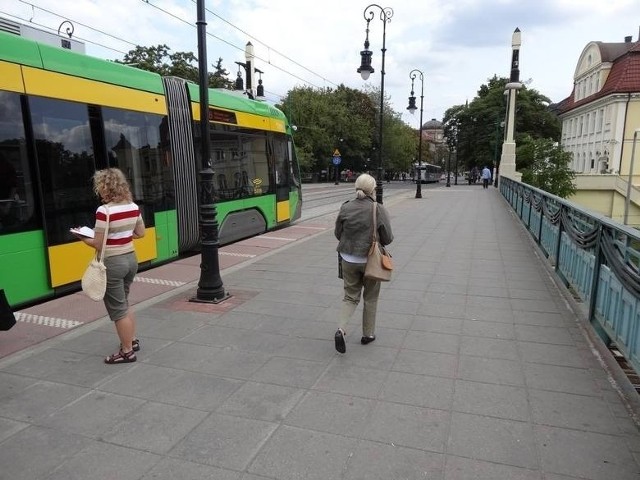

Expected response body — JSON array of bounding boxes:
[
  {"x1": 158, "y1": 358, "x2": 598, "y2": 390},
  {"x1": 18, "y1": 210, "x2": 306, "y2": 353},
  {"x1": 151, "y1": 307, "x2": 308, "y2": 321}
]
[{"x1": 501, "y1": 176, "x2": 640, "y2": 376}]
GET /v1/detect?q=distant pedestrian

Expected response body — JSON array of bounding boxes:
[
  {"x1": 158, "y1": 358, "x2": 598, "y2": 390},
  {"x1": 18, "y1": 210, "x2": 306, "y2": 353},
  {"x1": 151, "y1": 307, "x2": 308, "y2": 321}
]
[
  {"x1": 481, "y1": 166, "x2": 492, "y2": 189},
  {"x1": 333, "y1": 173, "x2": 394, "y2": 353},
  {"x1": 72, "y1": 168, "x2": 145, "y2": 364}
]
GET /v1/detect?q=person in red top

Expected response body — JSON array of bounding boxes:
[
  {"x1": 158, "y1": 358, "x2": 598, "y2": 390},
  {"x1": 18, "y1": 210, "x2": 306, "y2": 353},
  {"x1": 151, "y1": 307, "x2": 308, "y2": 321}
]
[{"x1": 73, "y1": 168, "x2": 145, "y2": 364}]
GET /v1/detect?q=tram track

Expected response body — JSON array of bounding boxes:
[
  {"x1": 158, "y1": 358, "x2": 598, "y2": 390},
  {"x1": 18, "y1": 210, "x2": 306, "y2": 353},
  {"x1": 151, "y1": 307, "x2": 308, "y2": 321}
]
[{"x1": 299, "y1": 182, "x2": 415, "y2": 222}]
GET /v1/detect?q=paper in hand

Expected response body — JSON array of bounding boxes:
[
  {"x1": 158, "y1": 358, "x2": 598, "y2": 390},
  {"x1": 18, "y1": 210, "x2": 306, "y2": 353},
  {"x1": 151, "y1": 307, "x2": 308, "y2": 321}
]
[{"x1": 70, "y1": 226, "x2": 95, "y2": 238}]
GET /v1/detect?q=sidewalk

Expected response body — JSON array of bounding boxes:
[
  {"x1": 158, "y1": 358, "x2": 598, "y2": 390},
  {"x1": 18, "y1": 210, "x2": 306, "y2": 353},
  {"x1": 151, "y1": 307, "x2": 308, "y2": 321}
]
[{"x1": 1, "y1": 185, "x2": 640, "y2": 480}]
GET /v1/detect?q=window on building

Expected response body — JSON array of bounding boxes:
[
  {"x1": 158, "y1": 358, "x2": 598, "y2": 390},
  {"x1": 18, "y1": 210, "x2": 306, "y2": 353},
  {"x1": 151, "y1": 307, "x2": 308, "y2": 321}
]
[
  {"x1": 586, "y1": 114, "x2": 590, "y2": 134},
  {"x1": 597, "y1": 109, "x2": 603, "y2": 132}
]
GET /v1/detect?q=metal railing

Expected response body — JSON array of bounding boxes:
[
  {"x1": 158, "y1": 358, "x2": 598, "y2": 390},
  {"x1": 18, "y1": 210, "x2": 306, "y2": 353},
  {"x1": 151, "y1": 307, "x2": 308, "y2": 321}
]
[{"x1": 501, "y1": 176, "x2": 640, "y2": 376}]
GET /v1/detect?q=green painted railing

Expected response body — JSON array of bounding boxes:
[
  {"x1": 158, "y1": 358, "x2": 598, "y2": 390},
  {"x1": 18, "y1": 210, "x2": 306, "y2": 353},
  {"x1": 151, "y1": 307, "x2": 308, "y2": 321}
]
[{"x1": 501, "y1": 177, "x2": 640, "y2": 375}]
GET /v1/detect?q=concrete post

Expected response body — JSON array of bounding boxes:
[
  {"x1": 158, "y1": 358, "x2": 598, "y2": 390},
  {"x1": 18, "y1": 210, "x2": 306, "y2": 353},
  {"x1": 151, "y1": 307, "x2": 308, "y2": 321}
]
[
  {"x1": 499, "y1": 28, "x2": 523, "y2": 184},
  {"x1": 245, "y1": 42, "x2": 255, "y2": 99}
]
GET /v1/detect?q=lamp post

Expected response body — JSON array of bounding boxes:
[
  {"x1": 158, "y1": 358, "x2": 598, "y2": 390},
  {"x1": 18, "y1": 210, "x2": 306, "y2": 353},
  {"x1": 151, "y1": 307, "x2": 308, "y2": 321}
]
[
  {"x1": 446, "y1": 148, "x2": 452, "y2": 187},
  {"x1": 234, "y1": 42, "x2": 266, "y2": 100},
  {"x1": 500, "y1": 28, "x2": 523, "y2": 183},
  {"x1": 407, "y1": 69, "x2": 424, "y2": 199},
  {"x1": 454, "y1": 148, "x2": 458, "y2": 185},
  {"x1": 357, "y1": 4, "x2": 393, "y2": 204},
  {"x1": 493, "y1": 120, "x2": 504, "y2": 187},
  {"x1": 445, "y1": 124, "x2": 457, "y2": 188},
  {"x1": 192, "y1": 0, "x2": 228, "y2": 303},
  {"x1": 334, "y1": 137, "x2": 343, "y2": 185},
  {"x1": 624, "y1": 128, "x2": 640, "y2": 225}
]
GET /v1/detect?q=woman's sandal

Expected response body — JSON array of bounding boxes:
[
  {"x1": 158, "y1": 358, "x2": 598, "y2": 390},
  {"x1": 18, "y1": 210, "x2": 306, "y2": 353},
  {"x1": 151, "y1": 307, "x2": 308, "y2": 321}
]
[
  {"x1": 120, "y1": 338, "x2": 140, "y2": 352},
  {"x1": 105, "y1": 349, "x2": 137, "y2": 364}
]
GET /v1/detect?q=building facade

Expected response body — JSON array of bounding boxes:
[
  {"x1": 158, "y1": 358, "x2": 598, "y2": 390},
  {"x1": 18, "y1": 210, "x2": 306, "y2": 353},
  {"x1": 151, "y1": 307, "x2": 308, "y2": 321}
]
[
  {"x1": 420, "y1": 118, "x2": 447, "y2": 168},
  {"x1": 557, "y1": 32, "x2": 640, "y2": 223}
]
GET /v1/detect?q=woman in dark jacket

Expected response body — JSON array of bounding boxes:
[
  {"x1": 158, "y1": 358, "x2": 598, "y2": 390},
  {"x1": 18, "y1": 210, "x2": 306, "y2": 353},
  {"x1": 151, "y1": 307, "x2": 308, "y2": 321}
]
[{"x1": 334, "y1": 173, "x2": 393, "y2": 353}]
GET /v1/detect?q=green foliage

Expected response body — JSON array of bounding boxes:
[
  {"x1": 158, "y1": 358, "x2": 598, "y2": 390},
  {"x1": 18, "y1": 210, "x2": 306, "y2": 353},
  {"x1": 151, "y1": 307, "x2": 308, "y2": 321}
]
[
  {"x1": 278, "y1": 84, "x2": 417, "y2": 177},
  {"x1": 209, "y1": 57, "x2": 234, "y2": 89},
  {"x1": 519, "y1": 136, "x2": 576, "y2": 197},
  {"x1": 443, "y1": 75, "x2": 561, "y2": 173},
  {"x1": 115, "y1": 45, "x2": 233, "y2": 88},
  {"x1": 278, "y1": 85, "x2": 377, "y2": 174}
]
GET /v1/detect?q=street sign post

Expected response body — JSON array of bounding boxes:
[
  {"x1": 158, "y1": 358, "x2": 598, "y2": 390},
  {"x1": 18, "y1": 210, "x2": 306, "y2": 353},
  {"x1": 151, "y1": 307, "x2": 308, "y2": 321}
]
[{"x1": 332, "y1": 149, "x2": 342, "y2": 184}]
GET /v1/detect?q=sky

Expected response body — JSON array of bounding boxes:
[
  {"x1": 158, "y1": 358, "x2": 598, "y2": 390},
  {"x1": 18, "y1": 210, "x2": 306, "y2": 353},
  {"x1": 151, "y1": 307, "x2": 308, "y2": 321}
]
[{"x1": 2, "y1": 0, "x2": 639, "y2": 128}]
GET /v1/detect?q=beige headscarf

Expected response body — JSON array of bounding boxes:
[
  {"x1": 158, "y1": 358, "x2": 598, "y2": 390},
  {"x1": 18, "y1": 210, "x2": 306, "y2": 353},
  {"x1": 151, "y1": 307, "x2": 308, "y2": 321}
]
[{"x1": 355, "y1": 173, "x2": 376, "y2": 199}]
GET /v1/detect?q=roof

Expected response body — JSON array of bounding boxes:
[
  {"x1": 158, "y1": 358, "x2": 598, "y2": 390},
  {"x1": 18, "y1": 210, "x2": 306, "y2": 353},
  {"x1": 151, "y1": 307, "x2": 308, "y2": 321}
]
[
  {"x1": 422, "y1": 118, "x2": 443, "y2": 129},
  {"x1": 558, "y1": 40, "x2": 640, "y2": 114}
]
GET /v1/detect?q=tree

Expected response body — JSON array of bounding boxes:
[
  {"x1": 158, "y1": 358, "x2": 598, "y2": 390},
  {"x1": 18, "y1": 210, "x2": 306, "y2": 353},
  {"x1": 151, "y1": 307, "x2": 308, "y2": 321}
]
[
  {"x1": 115, "y1": 45, "x2": 232, "y2": 88},
  {"x1": 117, "y1": 45, "x2": 173, "y2": 74},
  {"x1": 278, "y1": 85, "x2": 377, "y2": 176},
  {"x1": 519, "y1": 136, "x2": 576, "y2": 197},
  {"x1": 209, "y1": 58, "x2": 234, "y2": 89},
  {"x1": 383, "y1": 112, "x2": 418, "y2": 174},
  {"x1": 442, "y1": 76, "x2": 561, "y2": 174}
]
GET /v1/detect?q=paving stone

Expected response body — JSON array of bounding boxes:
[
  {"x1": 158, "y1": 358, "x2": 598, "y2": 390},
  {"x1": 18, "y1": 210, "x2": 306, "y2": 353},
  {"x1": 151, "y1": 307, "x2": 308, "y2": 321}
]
[
  {"x1": 361, "y1": 401, "x2": 449, "y2": 453},
  {"x1": 535, "y1": 425, "x2": 640, "y2": 479},
  {"x1": 171, "y1": 413, "x2": 277, "y2": 471},
  {"x1": 247, "y1": 426, "x2": 358, "y2": 480},
  {"x1": 344, "y1": 440, "x2": 444, "y2": 480},
  {"x1": 448, "y1": 412, "x2": 538, "y2": 469}
]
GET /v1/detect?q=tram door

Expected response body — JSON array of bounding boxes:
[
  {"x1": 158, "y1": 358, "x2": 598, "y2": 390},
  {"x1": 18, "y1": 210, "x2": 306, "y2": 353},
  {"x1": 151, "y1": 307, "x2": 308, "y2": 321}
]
[{"x1": 272, "y1": 136, "x2": 290, "y2": 223}]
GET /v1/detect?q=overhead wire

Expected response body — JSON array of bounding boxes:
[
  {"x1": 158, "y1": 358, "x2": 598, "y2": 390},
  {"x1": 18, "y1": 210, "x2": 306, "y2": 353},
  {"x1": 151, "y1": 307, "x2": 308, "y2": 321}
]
[
  {"x1": 140, "y1": 0, "x2": 330, "y2": 90},
  {"x1": 16, "y1": 0, "x2": 137, "y2": 50},
  {"x1": 0, "y1": 9, "x2": 130, "y2": 55},
  {"x1": 196, "y1": 0, "x2": 338, "y2": 87},
  {"x1": 6, "y1": 0, "x2": 336, "y2": 93}
]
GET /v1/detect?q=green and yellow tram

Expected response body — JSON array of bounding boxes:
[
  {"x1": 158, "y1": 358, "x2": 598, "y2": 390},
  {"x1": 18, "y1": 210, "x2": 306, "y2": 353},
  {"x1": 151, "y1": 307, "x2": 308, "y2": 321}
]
[{"x1": 0, "y1": 31, "x2": 302, "y2": 308}]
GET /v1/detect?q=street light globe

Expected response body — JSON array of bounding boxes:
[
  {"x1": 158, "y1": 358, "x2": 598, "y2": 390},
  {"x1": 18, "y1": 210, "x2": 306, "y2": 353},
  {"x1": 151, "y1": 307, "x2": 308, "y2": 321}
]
[{"x1": 360, "y1": 70, "x2": 371, "y2": 80}]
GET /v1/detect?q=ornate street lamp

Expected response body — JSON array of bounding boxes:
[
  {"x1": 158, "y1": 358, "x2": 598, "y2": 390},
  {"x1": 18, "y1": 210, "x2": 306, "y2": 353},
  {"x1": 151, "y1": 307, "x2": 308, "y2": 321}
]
[
  {"x1": 500, "y1": 28, "x2": 523, "y2": 184},
  {"x1": 357, "y1": 4, "x2": 393, "y2": 204},
  {"x1": 454, "y1": 148, "x2": 459, "y2": 185},
  {"x1": 407, "y1": 69, "x2": 424, "y2": 199},
  {"x1": 192, "y1": 0, "x2": 228, "y2": 303},
  {"x1": 493, "y1": 120, "x2": 504, "y2": 187},
  {"x1": 445, "y1": 127, "x2": 457, "y2": 188},
  {"x1": 446, "y1": 149, "x2": 452, "y2": 187}
]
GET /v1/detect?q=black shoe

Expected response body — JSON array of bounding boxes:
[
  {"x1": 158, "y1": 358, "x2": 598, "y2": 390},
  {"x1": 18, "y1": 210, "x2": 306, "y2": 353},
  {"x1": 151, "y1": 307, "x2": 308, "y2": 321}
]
[
  {"x1": 361, "y1": 335, "x2": 376, "y2": 345},
  {"x1": 335, "y1": 329, "x2": 346, "y2": 353}
]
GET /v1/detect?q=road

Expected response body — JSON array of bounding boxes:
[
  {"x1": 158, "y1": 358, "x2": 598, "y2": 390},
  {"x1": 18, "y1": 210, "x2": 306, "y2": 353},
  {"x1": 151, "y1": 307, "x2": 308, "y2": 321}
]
[{"x1": 299, "y1": 179, "x2": 451, "y2": 221}]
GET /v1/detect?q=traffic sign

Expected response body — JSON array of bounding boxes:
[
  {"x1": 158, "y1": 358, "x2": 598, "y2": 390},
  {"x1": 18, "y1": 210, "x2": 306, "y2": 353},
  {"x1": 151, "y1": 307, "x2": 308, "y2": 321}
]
[
  {"x1": 333, "y1": 149, "x2": 341, "y2": 157},
  {"x1": 332, "y1": 156, "x2": 342, "y2": 165}
]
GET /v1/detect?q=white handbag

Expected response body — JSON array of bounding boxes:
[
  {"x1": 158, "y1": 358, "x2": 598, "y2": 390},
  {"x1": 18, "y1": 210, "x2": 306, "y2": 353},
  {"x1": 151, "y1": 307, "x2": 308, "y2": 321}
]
[{"x1": 81, "y1": 206, "x2": 109, "y2": 301}]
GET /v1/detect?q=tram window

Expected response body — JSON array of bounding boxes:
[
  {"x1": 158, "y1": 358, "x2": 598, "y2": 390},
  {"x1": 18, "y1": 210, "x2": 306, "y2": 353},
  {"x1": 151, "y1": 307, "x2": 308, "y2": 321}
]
[
  {"x1": 0, "y1": 91, "x2": 37, "y2": 234},
  {"x1": 288, "y1": 140, "x2": 300, "y2": 186},
  {"x1": 240, "y1": 134, "x2": 270, "y2": 195},
  {"x1": 29, "y1": 96, "x2": 96, "y2": 245},
  {"x1": 205, "y1": 127, "x2": 271, "y2": 199},
  {"x1": 272, "y1": 135, "x2": 290, "y2": 187},
  {"x1": 102, "y1": 108, "x2": 174, "y2": 217}
]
